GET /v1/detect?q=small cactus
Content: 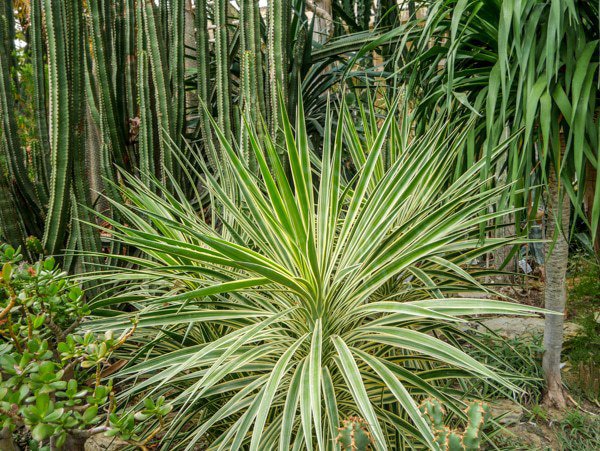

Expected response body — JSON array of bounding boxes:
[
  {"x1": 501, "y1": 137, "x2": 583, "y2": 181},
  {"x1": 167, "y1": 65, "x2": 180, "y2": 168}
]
[
  {"x1": 336, "y1": 416, "x2": 373, "y2": 451},
  {"x1": 420, "y1": 399, "x2": 490, "y2": 451},
  {"x1": 462, "y1": 401, "x2": 489, "y2": 449}
]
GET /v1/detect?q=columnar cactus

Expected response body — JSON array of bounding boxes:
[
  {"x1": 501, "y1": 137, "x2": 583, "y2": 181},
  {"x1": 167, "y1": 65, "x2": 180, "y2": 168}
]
[
  {"x1": 41, "y1": 0, "x2": 73, "y2": 253},
  {"x1": 336, "y1": 417, "x2": 373, "y2": 451},
  {"x1": 0, "y1": 0, "x2": 40, "y2": 248},
  {"x1": 239, "y1": 0, "x2": 266, "y2": 173},
  {"x1": 140, "y1": 0, "x2": 174, "y2": 181},
  {"x1": 267, "y1": 0, "x2": 290, "y2": 139},
  {"x1": 420, "y1": 398, "x2": 490, "y2": 451},
  {"x1": 213, "y1": 0, "x2": 231, "y2": 141},
  {"x1": 195, "y1": 0, "x2": 214, "y2": 162}
]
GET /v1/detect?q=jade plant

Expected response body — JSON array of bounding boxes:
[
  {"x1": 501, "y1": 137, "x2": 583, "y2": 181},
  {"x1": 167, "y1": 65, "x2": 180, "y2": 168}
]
[
  {"x1": 0, "y1": 242, "x2": 171, "y2": 450},
  {"x1": 420, "y1": 398, "x2": 490, "y2": 451}
]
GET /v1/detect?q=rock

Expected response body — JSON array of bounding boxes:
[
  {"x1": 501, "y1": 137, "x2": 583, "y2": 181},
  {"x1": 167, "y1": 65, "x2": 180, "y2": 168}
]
[
  {"x1": 490, "y1": 399, "x2": 523, "y2": 425},
  {"x1": 0, "y1": 427, "x2": 19, "y2": 451},
  {"x1": 84, "y1": 434, "x2": 128, "y2": 451},
  {"x1": 475, "y1": 317, "x2": 580, "y2": 340},
  {"x1": 496, "y1": 422, "x2": 547, "y2": 449}
]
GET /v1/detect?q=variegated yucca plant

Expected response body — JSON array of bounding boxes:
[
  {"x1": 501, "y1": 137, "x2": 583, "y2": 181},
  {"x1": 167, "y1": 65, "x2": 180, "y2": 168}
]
[{"x1": 84, "y1": 97, "x2": 542, "y2": 450}]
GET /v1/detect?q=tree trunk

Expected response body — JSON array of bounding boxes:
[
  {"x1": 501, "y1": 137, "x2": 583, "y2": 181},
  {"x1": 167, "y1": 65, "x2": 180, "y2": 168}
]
[
  {"x1": 542, "y1": 163, "x2": 570, "y2": 409},
  {"x1": 584, "y1": 162, "x2": 599, "y2": 253},
  {"x1": 310, "y1": 0, "x2": 332, "y2": 44}
]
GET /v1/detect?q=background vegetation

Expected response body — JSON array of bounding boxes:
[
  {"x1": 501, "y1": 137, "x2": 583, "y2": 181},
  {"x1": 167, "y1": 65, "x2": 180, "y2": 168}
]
[{"x1": 0, "y1": 0, "x2": 598, "y2": 449}]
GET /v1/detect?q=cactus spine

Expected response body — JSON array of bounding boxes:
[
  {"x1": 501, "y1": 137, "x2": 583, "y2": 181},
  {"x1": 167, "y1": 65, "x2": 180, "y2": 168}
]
[
  {"x1": 0, "y1": 1, "x2": 25, "y2": 248},
  {"x1": 462, "y1": 402, "x2": 489, "y2": 450},
  {"x1": 86, "y1": 0, "x2": 123, "y2": 215},
  {"x1": 136, "y1": 3, "x2": 155, "y2": 188},
  {"x1": 240, "y1": 0, "x2": 265, "y2": 124},
  {"x1": 0, "y1": 168, "x2": 26, "y2": 250},
  {"x1": 239, "y1": 0, "x2": 266, "y2": 172},
  {"x1": 170, "y1": 0, "x2": 185, "y2": 151},
  {"x1": 195, "y1": 0, "x2": 213, "y2": 160},
  {"x1": 1, "y1": 0, "x2": 351, "y2": 266},
  {"x1": 140, "y1": 0, "x2": 173, "y2": 181},
  {"x1": 0, "y1": 0, "x2": 40, "y2": 222},
  {"x1": 30, "y1": 0, "x2": 50, "y2": 169},
  {"x1": 69, "y1": 0, "x2": 101, "y2": 276}
]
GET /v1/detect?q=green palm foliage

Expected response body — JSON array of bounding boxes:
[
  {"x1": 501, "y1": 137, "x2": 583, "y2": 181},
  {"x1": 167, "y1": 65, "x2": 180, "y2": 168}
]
[
  {"x1": 390, "y1": 0, "x2": 599, "y2": 228},
  {"x1": 85, "y1": 100, "x2": 542, "y2": 449},
  {"x1": 378, "y1": 0, "x2": 598, "y2": 407}
]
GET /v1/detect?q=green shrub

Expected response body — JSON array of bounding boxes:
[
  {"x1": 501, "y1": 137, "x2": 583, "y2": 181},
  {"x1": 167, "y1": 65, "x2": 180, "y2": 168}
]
[
  {"x1": 0, "y1": 244, "x2": 171, "y2": 450},
  {"x1": 527, "y1": 404, "x2": 548, "y2": 423},
  {"x1": 466, "y1": 334, "x2": 545, "y2": 405},
  {"x1": 565, "y1": 254, "x2": 600, "y2": 400}
]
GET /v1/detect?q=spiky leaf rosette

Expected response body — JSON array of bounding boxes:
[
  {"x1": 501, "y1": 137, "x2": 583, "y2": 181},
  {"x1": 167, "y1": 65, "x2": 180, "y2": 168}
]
[{"x1": 85, "y1": 98, "x2": 542, "y2": 450}]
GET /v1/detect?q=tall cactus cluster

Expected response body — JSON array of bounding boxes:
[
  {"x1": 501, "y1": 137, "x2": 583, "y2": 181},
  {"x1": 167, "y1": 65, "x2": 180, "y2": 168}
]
[
  {"x1": 1, "y1": 0, "x2": 381, "y2": 270},
  {"x1": 0, "y1": 0, "x2": 304, "y2": 266}
]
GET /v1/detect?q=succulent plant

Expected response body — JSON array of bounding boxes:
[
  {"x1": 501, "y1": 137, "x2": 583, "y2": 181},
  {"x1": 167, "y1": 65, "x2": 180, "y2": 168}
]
[
  {"x1": 420, "y1": 398, "x2": 490, "y2": 451},
  {"x1": 0, "y1": 243, "x2": 171, "y2": 449},
  {"x1": 336, "y1": 417, "x2": 373, "y2": 451},
  {"x1": 1, "y1": 0, "x2": 391, "y2": 267},
  {"x1": 26, "y1": 235, "x2": 45, "y2": 256}
]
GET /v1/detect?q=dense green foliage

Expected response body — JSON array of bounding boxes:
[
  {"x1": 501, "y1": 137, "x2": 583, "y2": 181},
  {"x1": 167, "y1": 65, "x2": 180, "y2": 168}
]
[
  {"x1": 556, "y1": 409, "x2": 600, "y2": 450},
  {"x1": 383, "y1": 0, "x2": 598, "y2": 410},
  {"x1": 80, "y1": 99, "x2": 548, "y2": 449},
  {"x1": 567, "y1": 255, "x2": 600, "y2": 366},
  {"x1": 0, "y1": 243, "x2": 170, "y2": 449},
  {"x1": 564, "y1": 254, "x2": 600, "y2": 400},
  {"x1": 471, "y1": 334, "x2": 545, "y2": 405},
  {"x1": 1, "y1": 1, "x2": 598, "y2": 449},
  {"x1": 381, "y1": 0, "x2": 600, "y2": 240}
]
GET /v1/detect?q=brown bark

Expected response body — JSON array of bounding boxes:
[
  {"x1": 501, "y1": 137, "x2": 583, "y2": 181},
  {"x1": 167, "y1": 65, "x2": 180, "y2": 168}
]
[
  {"x1": 584, "y1": 162, "x2": 599, "y2": 253},
  {"x1": 542, "y1": 163, "x2": 570, "y2": 409}
]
